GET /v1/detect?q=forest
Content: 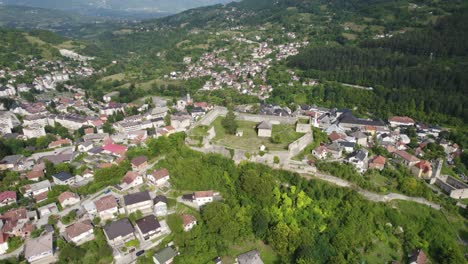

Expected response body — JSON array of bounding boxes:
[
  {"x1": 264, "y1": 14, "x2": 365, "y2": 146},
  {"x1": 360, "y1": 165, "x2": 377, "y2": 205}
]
[
  {"x1": 128, "y1": 134, "x2": 466, "y2": 263},
  {"x1": 287, "y1": 9, "x2": 468, "y2": 124}
]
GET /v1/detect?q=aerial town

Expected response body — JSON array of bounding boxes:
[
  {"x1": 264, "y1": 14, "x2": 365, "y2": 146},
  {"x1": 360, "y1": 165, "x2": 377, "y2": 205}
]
[
  {"x1": 0, "y1": 13, "x2": 466, "y2": 264},
  {"x1": 0, "y1": 44, "x2": 465, "y2": 264}
]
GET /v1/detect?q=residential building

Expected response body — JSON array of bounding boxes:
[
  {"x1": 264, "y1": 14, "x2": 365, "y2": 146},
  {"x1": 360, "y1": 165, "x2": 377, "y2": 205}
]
[
  {"x1": 257, "y1": 121, "x2": 272, "y2": 138},
  {"x1": 153, "y1": 246, "x2": 178, "y2": 264},
  {"x1": 170, "y1": 114, "x2": 191, "y2": 131},
  {"x1": 121, "y1": 171, "x2": 144, "y2": 190},
  {"x1": 135, "y1": 215, "x2": 161, "y2": 241},
  {"x1": 124, "y1": 191, "x2": 153, "y2": 215},
  {"x1": 131, "y1": 156, "x2": 148, "y2": 170},
  {"x1": 58, "y1": 192, "x2": 80, "y2": 208},
  {"x1": 103, "y1": 218, "x2": 135, "y2": 247},
  {"x1": 22, "y1": 124, "x2": 46, "y2": 139},
  {"x1": 94, "y1": 195, "x2": 118, "y2": 221},
  {"x1": 27, "y1": 170, "x2": 44, "y2": 182},
  {"x1": 24, "y1": 233, "x2": 54, "y2": 264},
  {"x1": 236, "y1": 250, "x2": 264, "y2": 264},
  {"x1": 148, "y1": 168, "x2": 170, "y2": 187},
  {"x1": 393, "y1": 150, "x2": 420, "y2": 167},
  {"x1": 409, "y1": 249, "x2": 426, "y2": 264},
  {"x1": 312, "y1": 145, "x2": 328, "y2": 160},
  {"x1": 368, "y1": 156, "x2": 386, "y2": 171},
  {"x1": 38, "y1": 203, "x2": 59, "y2": 218},
  {"x1": 345, "y1": 150, "x2": 368, "y2": 173},
  {"x1": 52, "y1": 171, "x2": 75, "y2": 186},
  {"x1": 181, "y1": 214, "x2": 197, "y2": 232},
  {"x1": 65, "y1": 220, "x2": 94, "y2": 245},
  {"x1": 154, "y1": 195, "x2": 168, "y2": 217},
  {"x1": 0, "y1": 191, "x2": 17, "y2": 207},
  {"x1": 25, "y1": 180, "x2": 51, "y2": 198},
  {"x1": 0, "y1": 155, "x2": 23, "y2": 170},
  {"x1": 411, "y1": 161, "x2": 433, "y2": 179},
  {"x1": 388, "y1": 116, "x2": 415, "y2": 127}
]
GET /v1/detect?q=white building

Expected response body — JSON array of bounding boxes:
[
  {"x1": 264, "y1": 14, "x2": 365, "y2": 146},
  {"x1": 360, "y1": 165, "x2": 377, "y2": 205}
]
[{"x1": 23, "y1": 124, "x2": 46, "y2": 139}]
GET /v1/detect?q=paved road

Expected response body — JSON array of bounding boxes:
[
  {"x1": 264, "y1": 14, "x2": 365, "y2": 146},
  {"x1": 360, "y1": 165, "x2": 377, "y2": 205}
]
[{"x1": 307, "y1": 172, "x2": 442, "y2": 210}]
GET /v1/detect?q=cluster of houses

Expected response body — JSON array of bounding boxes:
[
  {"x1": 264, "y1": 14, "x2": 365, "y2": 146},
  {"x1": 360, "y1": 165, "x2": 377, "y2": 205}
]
[
  {"x1": 172, "y1": 32, "x2": 308, "y2": 100},
  {"x1": 300, "y1": 105, "x2": 467, "y2": 198},
  {"x1": 0, "y1": 57, "x2": 94, "y2": 97}
]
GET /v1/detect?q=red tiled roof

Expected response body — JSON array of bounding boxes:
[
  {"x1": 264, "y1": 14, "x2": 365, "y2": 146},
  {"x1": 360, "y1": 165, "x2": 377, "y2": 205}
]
[
  {"x1": 131, "y1": 156, "x2": 147, "y2": 167},
  {"x1": 389, "y1": 116, "x2": 415, "y2": 124},
  {"x1": 328, "y1": 131, "x2": 345, "y2": 142},
  {"x1": 27, "y1": 170, "x2": 44, "y2": 180},
  {"x1": 371, "y1": 156, "x2": 386, "y2": 165},
  {"x1": 66, "y1": 220, "x2": 93, "y2": 238},
  {"x1": 181, "y1": 214, "x2": 196, "y2": 226},
  {"x1": 94, "y1": 195, "x2": 117, "y2": 212},
  {"x1": 58, "y1": 191, "x2": 78, "y2": 204},
  {"x1": 34, "y1": 192, "x2": 48, "y2": 202},
  {"x1": 394, "y1": 150, "x2": 419, "y2": 163},
  {"x1": 415, "y1": 160, "x2": 432, "y2": 173},
  {"x1": 0, "y1": 191, "x2": 16, "y2": 203},
  {"x1": 122, "y1": 171, "x2": 139, "y2": 184},
  {"x1": 152, "y1": 169, "x2": 169, "y2": 180},
  {"x1": 102, "y1": 144, "x2": 127, "y2": 155},
  {"x1": 194, "y1": 191, "x2": 214, "y2": 199}
]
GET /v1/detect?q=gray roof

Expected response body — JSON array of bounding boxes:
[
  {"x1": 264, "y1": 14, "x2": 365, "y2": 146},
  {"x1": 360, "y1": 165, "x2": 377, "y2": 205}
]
[
  {"x1": 52, "y1": 171, "x2": 74, "y2": 182},
  {"x1": 103, "y1": 218, "x2": 134, "y2": 240},
  {"x1": 338, "y1": 141, "x2": 355, "y2": 148},
  {"x1": 153, "y1": 195, "x2": 167, "y2": 205},
  {"x1": 257, "y1": 121, "x2": 272, "y2": 130},
  {"x1": 237, "y1": 250, "x2": 263, "y2": 264},
  {"x1": 30, "y1": 180, "x2": 51, "y2": 192},
  {"x1": 124, "y1": 191, "x2": 151, "y2": 206},
  {"x1": 136, "y1": 215, "x2": 161, "y2": 234},
  {"x1": 153, "y1": 247, "x2": 177, "y2": 264},
  {"x1": 0, "y1": 155, "x2": 23, "y2": 165},
  {"x1": 24, "y1": 233, "x2": 53, "y2": 259}
]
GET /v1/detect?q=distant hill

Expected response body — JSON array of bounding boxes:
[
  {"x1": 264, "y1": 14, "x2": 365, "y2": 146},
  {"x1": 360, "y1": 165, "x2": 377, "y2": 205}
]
[{"x1": 0, "y1": 0, "x2": 233, "y2": 18}]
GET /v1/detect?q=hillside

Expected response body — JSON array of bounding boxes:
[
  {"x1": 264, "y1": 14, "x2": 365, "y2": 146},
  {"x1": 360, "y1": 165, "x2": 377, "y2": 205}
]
[
  {"x1": 82, "y1": 0, "x2": 467, "y2": 125},
  {"x1": 1, "y1": 0, "x2": 233, "y2": 18}
]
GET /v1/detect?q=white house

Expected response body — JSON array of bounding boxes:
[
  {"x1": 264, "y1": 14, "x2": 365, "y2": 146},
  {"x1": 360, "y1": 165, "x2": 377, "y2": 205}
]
[
  {"x1": 121, "y1": 171, "x2": 144, "y2": 190},
  {"x1": 123, "y1": 191, "x2": 153, "y2": 215},
  {"x1": 38, "y1": 203, "x2": 59, "y2": 218},
  {"x1": 65, "y1": 220, "x2": 94, "y2": 245},
  {"x1": 193, "y1": 191, "x2": 215, "y2": 207},
  {"x1": 182, "y1": 214, "x2": 197, "y2": 232},
  {"x1": 135, "y1": 215, "x2": 161, "y2": 241},
  {"x1": 22, "y1": 124, "x2": 46, "y2": 139},
  {"x1": 153, "y1": 195, "x2": 168, "y2": 217},
  {"x1": 94, "y1": 195, "x2": 118, "y2": 221},
  {"x1": 24, "y1": 233, "x2": 54, "y2": 263},
  {"x1": 58, "y1": 191, "x2": 80, "y2": 208},
  {"x1": 147, "y1": 168, "x2": 170, "y2": 187},
  {"x1": 26, "y1": 180, "x2": 51, "y2": 197},
  {"x1": 52, "y1": 172, "x2": 75, "y2": 186},
  {"x1": 103, "y1": 218, "x2": 135, "y2": 247}
]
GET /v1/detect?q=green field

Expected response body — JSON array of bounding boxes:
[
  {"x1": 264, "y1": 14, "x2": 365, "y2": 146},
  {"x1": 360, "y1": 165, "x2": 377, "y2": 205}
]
[{"x1": 211, "y1": 117, "x2": 303, "y2": 151}]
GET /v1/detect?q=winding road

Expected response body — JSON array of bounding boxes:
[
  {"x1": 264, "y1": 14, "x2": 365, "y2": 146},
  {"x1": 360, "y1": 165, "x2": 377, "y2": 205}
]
[{"x1": 300, "y1": 171, "x2": 442, "y2": 210}]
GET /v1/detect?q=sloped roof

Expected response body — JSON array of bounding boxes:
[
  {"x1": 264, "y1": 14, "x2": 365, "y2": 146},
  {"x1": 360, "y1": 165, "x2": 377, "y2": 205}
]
[
  {"x1": 66, "y1": 220, "x2": 93, "y2": 239},
  {"x1": 24, "y1": 233, "x2": 53, "y2": 259},
  {"x1": 257, "y1": 121, "x2": 272, "y2": 130},
  {"x1": 153, "y1": 247, "x2": 177, "y2": 264},
  {"x1": 136, "y1": 215, "x2": 160, "y2": 234},
  {"x1": 103, "y1": 218, "x2": 134, "y2": 240},
  {"x1": 124, "y1": 191, "x2": 151, "y2": 206}
]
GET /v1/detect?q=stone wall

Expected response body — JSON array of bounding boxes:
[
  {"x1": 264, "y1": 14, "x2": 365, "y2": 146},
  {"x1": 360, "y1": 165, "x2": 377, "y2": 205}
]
[
  {"x1": 236, "y1": 113, "x2": 297, "y2": 125},
  {"x1": 287, "y1": 132, "x2": 313, "y2": 158}
]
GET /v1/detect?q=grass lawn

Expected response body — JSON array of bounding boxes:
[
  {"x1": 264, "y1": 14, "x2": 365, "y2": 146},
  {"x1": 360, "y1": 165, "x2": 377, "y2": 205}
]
[
  {"x1": 224, "y1": 240, "x2": 279, "y2": 264},
  {"x1": 190, "y1": 125, "x2": 210, "y2": 137},
  {"x1": 362, "y1": 238, "x2": 402, "y2": 264},
  {"x1": 212, "y1": 117, "x2": 303, "y2": 151}
]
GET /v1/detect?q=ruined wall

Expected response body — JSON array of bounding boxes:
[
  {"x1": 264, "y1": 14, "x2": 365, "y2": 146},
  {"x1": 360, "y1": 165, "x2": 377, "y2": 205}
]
[
  {"x1": 288, "y1": 132, "x2": 313, "y2": 158},
  {"x1": 236, "y1": 113, "x2": 297, "y2": 124}
]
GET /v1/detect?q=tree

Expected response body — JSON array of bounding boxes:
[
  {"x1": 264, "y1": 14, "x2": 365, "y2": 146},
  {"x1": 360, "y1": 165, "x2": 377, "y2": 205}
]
[{"x1": 221, "y1": 110, "x2": 238, "y2": 134}]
